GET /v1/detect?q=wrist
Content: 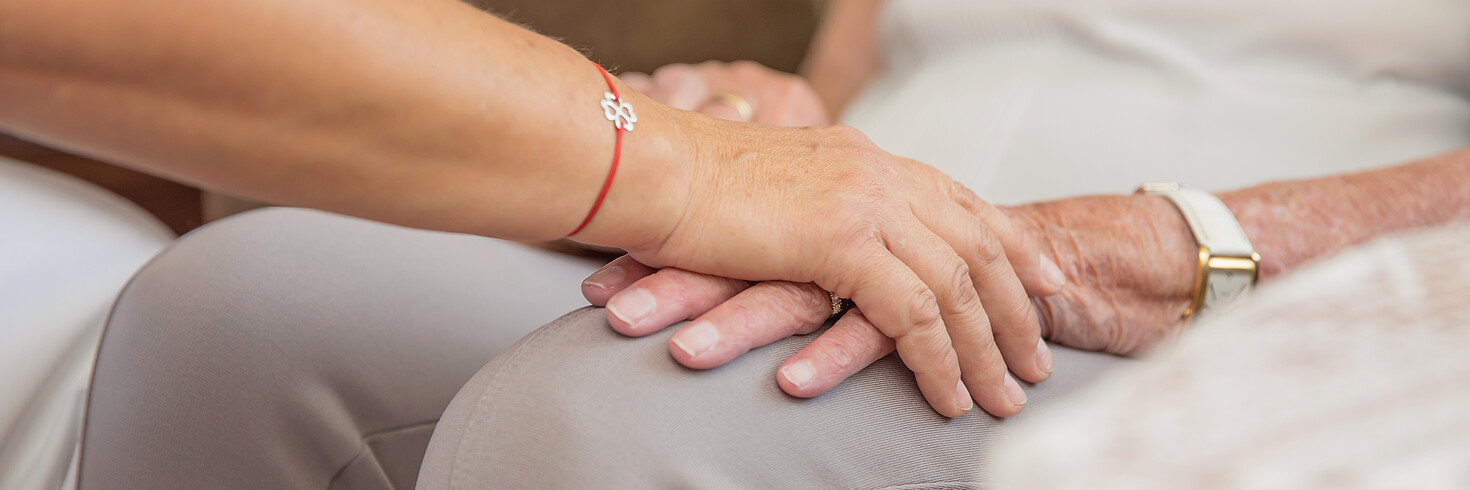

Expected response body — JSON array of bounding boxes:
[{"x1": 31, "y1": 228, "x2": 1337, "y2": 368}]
[
  {"x1": 570, "y1": 94, "x2": 701, "y2": 250},
  {"x1": 1218, "y1": 184, "x2": 1311, "y2": 281}
]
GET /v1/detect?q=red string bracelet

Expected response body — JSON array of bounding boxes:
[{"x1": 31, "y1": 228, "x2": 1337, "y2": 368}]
[{"x1": 567, "y1": 61, "x2": 637, "y2": 237}]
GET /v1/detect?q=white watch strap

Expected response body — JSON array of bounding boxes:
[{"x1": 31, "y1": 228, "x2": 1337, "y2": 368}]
[
  {"x1": 1139, "y1": 183, "x2": 1259, "y2": 317},
  {"x1": 1140, "y1": 184, "x2": 1254, "y2": 258}
]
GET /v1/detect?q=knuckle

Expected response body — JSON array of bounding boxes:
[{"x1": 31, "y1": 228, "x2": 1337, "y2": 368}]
[
  {"x1": 816, "y1": 221, "x2": 883, "y2": 292},
  {"x1": 830, "y1": 215, "x2": 883, "y2": 251},
  {"x1": 894, "y1": 322, "x2": 958, "y2": 376},
  {"x1": 830, "y1": 167, "x2": 884, "y2": 201},
  {"x1": 950, "y1": 180, "x2": 981, "y2": 209},
  {"x1": 828, "y1": 155, "x2": 898, "y2": 202},
  {"x1": 907, "y1": 288, "x2": 943, "y2": 328},
  {"x1": 969, "y1": 233, "x2": 1006, "y2": 269},
  {"x1": 816, "y1": 339, "x2": 858, "y2": 374},
  {"x1": 769, "y1": 282, "x2": 832, "y2": 323},
  {"x1": 949, "y1": 261, "x2": 976, "y2": 301}
]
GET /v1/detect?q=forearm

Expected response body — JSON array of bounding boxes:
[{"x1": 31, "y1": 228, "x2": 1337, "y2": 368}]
[
  {"x1": 799, "y1": 0, "x2": 884, "y2": 118},
  {"x1": 1220, "y1": 148, "x2": 1470, "y2": 279},
  {"x1": 1001, "y1": 150, "x2": 1468, "y2": 354},
  {"x1": 0, "y1": 0, "x2": 690, "y2": 246}
]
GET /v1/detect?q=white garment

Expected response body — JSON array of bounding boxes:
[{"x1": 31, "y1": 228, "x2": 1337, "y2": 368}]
[
  {"x1": 837, "y1": 1, "x2": 1470, "y2": 486},
  {"x1": 0, "y1": 157, "x2": 173, "y2": 490},
  {"x1": 995, "y1": 225, "x2": 1470, "y2": 489},
  {"x1": 843, "y1": 0, "x2": 1470, "y2": 203}
]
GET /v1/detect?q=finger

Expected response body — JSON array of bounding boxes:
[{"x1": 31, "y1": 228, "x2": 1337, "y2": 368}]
[
  {"x1": 777, "y1": 309, "x2": 895, "y2": 398},
  {"x1": 620, "y1": 72, "x2": 654, "y2": 93},
  {"x1": 604, "y1": 268, "x2": 750, "y2": 337},
  {"x1": 824, "y1": 244, "x2": 971, "y2": 418},
  {"x1": 715, "y1": 61, "x2": 826, "y2": 127},
  {"x1": 649, "y1": 64, "x2": 710, "y2": 112},
  {"x1": 668, "y1": 281, "x2": 829, "y2": 369},
  {"x1": 689, "y1": 61, "x2": 761, "y2": 118},
  {"x1": 696, "y1": 98, "x2": 749, "y2": 123},
  {"x1": 950, "y1": 182, "x2": 1065, "y2": 297},
  {"x1": 885, "y1": 220, "x2": 1022, "y2": 418},
  {"x1": 901, "y1": 160, "x2": 1065, "y2": 297},
  {"x1": 582, "y1": 255, "x2": 657, "y2": 306},
  {"x1": 693, "y1": 60, "x2": 829, "y2": 127},
  {"x1": 917, "y1": 199, "x2": 1053, "y2": 384}
]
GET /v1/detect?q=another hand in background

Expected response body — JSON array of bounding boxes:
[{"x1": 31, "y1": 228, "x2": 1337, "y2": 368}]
[
  {"x1": 583, "y1": 194, "x2": 1198, "y2": 409},
  {"x1": 622, "y1": 61, "x2": 829, "y2": 126}
]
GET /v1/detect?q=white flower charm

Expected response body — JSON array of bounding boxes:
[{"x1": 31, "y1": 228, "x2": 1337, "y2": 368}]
[{"x1": 600, "y1": 92, "x2": 637, "y2": 132}]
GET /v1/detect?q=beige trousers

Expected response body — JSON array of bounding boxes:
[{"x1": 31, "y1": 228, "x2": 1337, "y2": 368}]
[{"x1": 78, "y1": 207, "x2": 1122, "y2": 489}]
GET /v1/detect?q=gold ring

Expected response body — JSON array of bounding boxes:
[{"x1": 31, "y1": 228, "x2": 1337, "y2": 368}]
[{"x1": 709, "y1": 92, "x2": 754, "y2": 122}]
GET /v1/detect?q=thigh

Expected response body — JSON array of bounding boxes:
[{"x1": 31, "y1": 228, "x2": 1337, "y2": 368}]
[
  {"x1": 79, "y1": 207, "x2": 604, "y2": 490},
  {"x1": 420, "y1": 307, "x2": 1128, "y2": 489}
]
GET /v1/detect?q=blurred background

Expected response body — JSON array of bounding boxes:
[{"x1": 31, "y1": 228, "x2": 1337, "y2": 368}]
[{"x1": 0, "y1": 0, "x2": 825, "y2": 235}]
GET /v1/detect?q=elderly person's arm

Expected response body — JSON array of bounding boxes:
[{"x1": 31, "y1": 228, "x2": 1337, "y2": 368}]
[
  {"x1": 1018, "y1": 150, "x2": 1470, "y2": 354},
  {"x1": 588, "y1": 148, "x2": 1470, "y2": 397}
]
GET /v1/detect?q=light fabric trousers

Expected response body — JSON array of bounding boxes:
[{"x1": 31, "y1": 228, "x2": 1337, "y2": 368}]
[
  {"x1": 78, "y1": 207, "x2": 1123, "y2": 489},
  {"x1": 79, "y1": 208, "x2": 606, "y2": 488},
  {"x1": 79, "y1": 207, "x2": 1470, "y2": 489}
]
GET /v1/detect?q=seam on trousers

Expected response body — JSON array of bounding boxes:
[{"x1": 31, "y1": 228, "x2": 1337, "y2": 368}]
[
  {"x1": 326, "y1": 420, "x2": 439, "y2": 489},
  {"x1": 872, "y1": 481, "x2": 983, "y2": 490},
  {"x1": 447, "y1": 307, "x2": 580, "y2": 489}
]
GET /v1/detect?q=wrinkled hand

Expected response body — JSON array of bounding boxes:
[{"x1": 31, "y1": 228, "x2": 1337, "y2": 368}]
[
  {"x1": 585, "y1": 194, "x2": 1197, "y2": 412},
  {"x1": 1011, "y1": 195, "x2": 1199, "y2": 354},
  {"x1": 622, "y1": 60, "x2": 828, "y2": 126}
]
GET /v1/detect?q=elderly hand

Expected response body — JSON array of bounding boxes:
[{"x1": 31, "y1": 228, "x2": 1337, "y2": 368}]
[
  {"x1": 585, "y1": 194, "x2": 1197, "y2": 408},
  {"x1": 622, "y1": 61, "x2": 829, "y2": 126},
  {"x1": 1011, "y1": 195, "x2": 1198, "y2": 354}
]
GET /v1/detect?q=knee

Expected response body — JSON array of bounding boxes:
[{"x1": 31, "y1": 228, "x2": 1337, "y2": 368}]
[
  {"x1": 419, "y1": 306, "x2": 779, "y2": 488},
  {"x1": 83, "y1": 207, "x2": 579, "y2": 488},
  {"x1": 419, "y1": 308, "x2": 1127, "y2": 489},
  {"x1": 95, "y1": 208, "x2": 350, "y2": 385},
  {"x1": 96, "y1": 208, "x2": 433, "y2": 380},
  {"x1": 418, "y1": 307, "x2": 975, "y2": 489}
]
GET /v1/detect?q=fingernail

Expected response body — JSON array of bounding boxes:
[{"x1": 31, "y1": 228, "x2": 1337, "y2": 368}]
[
  {"x1": 1003, "y1": 372, "x2": 1027, "y2": 407},
  {"x1": 780, "y1": 361, "x2": 816, "y2": 390},
  {"x1": 1035, "y1": 338, "x2": 1054, "y2": 375},
  {"x1": 582, "y1": 264, "x2": 625, "y2": 291},
  {"x1": 671, "y1": 321, "x2": 719, "y2": 358},
  {"x1": 956, "y1": 380, "x2": 974, "y2": 412},
  {"x1": 1041, "y1": 254, "x2": 1066, "y2": 289},
  {"x1": 607, "y1": 288, "x2": 655, "y2": 328}
]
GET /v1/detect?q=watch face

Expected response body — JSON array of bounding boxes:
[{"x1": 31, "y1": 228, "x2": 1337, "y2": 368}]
[{"x1": 1207, "y1": 268, "x2": 1254, "y2": 307}]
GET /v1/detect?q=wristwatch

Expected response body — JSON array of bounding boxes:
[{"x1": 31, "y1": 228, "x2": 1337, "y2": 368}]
[{"x1": 1137, "y1": 183, "x2": 1260, "y2": 320}]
